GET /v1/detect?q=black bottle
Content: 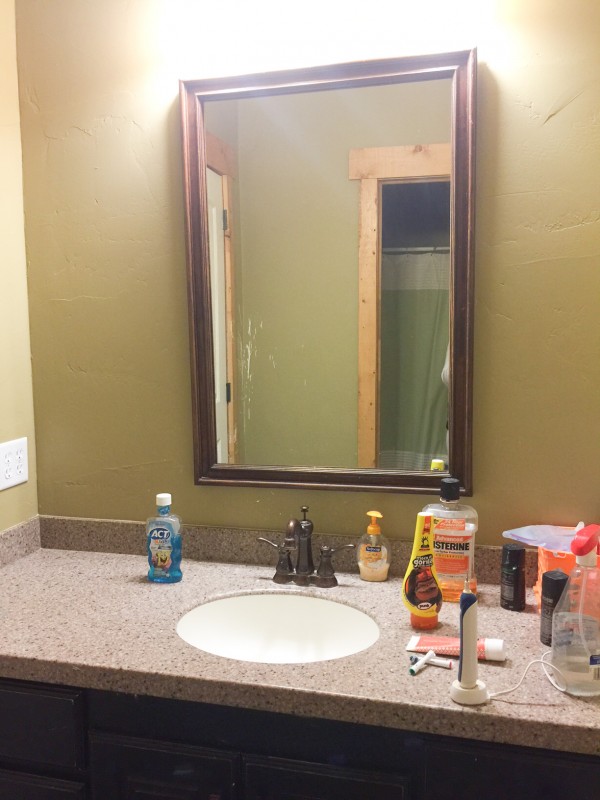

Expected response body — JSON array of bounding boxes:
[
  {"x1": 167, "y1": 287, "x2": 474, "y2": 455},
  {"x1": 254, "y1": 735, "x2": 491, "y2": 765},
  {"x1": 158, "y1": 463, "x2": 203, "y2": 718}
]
[
  {"x1": 500, "y1": 543, "x2": 526, "y2": 611},
  {"x1": 539, "y1": 569, "x2": 569, "y2": 646}
]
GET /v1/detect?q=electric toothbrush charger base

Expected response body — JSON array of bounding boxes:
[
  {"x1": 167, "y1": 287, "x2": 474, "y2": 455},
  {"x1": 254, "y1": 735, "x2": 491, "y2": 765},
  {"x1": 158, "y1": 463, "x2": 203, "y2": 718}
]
[{"x1": 450, "y1": 679, "x2": 490, "y2": 706}]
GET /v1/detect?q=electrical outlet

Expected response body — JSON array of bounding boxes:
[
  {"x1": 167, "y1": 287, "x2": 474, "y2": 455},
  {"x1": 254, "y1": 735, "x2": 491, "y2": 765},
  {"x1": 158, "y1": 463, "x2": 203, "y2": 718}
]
[{"x1": 0, "y1": 437, "x2": 28, "y2": 491}]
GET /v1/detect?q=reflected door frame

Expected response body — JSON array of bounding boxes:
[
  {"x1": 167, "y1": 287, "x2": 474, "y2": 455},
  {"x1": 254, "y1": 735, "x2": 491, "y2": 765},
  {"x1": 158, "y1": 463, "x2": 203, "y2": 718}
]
[
  {"x1": 349, "y1": 143, "x2": 452, "y2": 468},
  {"x1": 206, "y1": 133, "x2": 238, "y2": 463}
]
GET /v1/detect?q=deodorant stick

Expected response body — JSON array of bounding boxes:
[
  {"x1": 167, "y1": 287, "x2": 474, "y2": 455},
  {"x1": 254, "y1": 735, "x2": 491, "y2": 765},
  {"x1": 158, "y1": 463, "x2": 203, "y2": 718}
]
[{"x1": 540, "y1": 569, "x2": 568, "y2": 646}]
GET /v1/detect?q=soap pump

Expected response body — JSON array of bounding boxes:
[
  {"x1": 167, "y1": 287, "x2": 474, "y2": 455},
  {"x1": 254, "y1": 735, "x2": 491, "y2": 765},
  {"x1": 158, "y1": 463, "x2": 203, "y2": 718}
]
[
  {"x1": 357, "y1": 511, "x2": 390, "y2": 581},
  {"x1": 550, "y1": 523, "x2": 600, "y2": 696}
]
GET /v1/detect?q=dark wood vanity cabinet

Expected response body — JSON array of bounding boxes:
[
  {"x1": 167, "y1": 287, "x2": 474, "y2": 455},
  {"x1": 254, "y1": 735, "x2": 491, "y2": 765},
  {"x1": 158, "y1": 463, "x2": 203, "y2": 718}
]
[
  {"x1": 0, "y1": 679, "x2": 86, "y2": 798},
  {"x1": 87, "y1": 737, "x2": 410, "y2": 800},
  {"x1": 426, "y1": 741, "x2": 600, "y2": 800},
  {"x1": 88, "y1": 731, "x2": 239, "y2": 799},
  {"x1": 1, "y1": 679, "x2": 599, "y2": 800},
  {"x1": 87, "y1": 692, "x2": 419, "y2": 800},
  {"x1": 243, "y1": 755, "x2": 409, "y2": 799}
]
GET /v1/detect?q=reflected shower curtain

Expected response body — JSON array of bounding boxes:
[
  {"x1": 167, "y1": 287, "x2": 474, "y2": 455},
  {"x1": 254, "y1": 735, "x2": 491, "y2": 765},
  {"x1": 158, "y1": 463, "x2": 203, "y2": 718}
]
[{"x1": 379, "y1": 249, "x2": 449, "y2": 471}]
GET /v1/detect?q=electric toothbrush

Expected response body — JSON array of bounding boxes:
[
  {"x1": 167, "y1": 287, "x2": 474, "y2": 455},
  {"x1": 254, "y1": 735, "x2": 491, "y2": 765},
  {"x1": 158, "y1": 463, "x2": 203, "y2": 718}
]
[{"x1": 450, "y1": 579, "x2": 490, "y2": 705}]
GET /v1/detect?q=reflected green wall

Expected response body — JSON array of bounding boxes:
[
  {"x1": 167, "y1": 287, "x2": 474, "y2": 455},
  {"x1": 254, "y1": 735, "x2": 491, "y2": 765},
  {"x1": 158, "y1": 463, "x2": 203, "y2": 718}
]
[
  {"x1": 233, "y1": 83, "x2": 450, "y2": 467},
  {"x1": 14, "y1": 0, "x2": 600, "y2": 544}
]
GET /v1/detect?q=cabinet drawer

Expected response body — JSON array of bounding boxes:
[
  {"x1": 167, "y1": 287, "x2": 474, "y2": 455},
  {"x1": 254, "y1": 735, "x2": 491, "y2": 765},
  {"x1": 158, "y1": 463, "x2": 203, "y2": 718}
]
[
  {"x1": 244, "y1": 755, "x2": 410, "y2": 800},
  {"x1": 0, "y1": 680, "x2": 85, "y2": 770},
  {"x1": 427, "y1": 741, "x2": 600, "y2": 800},
  {"x1": 89, "y1": 731, "x2": 238, "y2": 800},
  {"x1": 0, "y1": 767, "x2": 85, "y2": 799}
]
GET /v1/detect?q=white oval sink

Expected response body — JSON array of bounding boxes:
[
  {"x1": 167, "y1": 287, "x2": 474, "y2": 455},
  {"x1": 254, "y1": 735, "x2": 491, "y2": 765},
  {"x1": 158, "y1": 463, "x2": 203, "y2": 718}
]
[{"x1": 176, "y1": 593, "x2": 379, "y2": 664}]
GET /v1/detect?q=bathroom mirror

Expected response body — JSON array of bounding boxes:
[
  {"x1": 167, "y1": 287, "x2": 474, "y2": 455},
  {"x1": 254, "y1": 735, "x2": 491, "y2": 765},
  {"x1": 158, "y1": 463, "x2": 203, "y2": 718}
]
[{"x1": 180, "y1": 49, "x2": 476, "y2": 493}]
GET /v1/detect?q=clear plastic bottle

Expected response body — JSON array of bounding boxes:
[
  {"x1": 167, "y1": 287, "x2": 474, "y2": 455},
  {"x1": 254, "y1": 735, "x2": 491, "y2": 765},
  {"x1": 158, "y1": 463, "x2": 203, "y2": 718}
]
[
  {"x1": 357, "y1": 510, "x2": 390, "y2": 581},
  {"x1": 423, "y1": 477, "x2": 477, "y2": 602},
  {"x1": 147, "y1": 493, "x2": 183, "y2": 583},
  {"x1": 550, "y1": 524, "x2": 600, "y2": 697}
]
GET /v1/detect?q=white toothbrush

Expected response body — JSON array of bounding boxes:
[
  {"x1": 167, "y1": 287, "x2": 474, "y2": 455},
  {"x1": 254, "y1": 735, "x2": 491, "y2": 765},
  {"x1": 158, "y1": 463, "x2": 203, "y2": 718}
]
[{"x1": 450, "y1": 579, "x2": 490, "y2": 705}]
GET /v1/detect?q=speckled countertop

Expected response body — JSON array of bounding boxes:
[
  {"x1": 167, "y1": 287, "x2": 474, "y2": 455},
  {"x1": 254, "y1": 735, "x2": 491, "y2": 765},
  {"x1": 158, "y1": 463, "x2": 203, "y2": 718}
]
[{"x1": 0, "y1": 545, "x2": 598, "y2": 757}]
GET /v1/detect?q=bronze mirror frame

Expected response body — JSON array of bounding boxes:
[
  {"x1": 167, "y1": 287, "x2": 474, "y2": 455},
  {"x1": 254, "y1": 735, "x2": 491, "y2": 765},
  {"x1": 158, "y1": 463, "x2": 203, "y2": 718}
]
[{"x1": 179, "y1": 48, "x2": 476, "y2": 494}]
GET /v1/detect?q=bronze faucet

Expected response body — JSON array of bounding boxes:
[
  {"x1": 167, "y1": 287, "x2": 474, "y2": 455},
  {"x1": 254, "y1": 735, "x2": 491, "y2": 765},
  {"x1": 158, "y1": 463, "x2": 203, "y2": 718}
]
[{"x1": 259, "y1": 506, "x2": 355, "y2": 587}]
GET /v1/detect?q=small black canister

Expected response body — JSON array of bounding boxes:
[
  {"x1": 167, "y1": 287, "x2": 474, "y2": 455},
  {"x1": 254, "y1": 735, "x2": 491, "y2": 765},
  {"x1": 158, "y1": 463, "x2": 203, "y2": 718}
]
[
  {"x1": 500, "y1": 543, "x2": 526, "y2": 611},
  {"x1": 539, "y1": 569, "x2": 569, "y2": 646}
]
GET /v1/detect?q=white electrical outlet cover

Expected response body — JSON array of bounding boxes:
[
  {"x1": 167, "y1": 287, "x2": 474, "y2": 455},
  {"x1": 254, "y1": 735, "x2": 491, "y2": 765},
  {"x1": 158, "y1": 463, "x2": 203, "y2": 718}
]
[{"x1": 0, "y1": 437, "x2": 28, "y2": 491}]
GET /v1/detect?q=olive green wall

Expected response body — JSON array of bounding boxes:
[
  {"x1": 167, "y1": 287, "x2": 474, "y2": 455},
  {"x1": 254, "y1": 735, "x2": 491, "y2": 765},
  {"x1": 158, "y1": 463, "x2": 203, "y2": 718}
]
[
  {"x1": 15, "y1": 0, "x2": 600, "y2": 543},
  {"x1": 0, "y1": 0, "x2": 37, "y2": 532}
]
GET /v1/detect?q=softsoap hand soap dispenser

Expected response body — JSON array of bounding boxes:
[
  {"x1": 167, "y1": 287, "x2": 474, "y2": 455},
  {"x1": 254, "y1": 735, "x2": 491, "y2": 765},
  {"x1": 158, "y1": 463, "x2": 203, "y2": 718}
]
[
  {"x1": 550, "y1": 523, "x2": 600, "y2": 696},
  {"x1": 357, "y1": 511, "x2": 390, "y2": 581}
]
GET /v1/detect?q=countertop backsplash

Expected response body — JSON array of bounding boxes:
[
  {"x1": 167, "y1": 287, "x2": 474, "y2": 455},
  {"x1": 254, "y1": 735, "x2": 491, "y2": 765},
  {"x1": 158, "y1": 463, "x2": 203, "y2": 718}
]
[{"x1": 30, "y1": 514, "x2": 539, "y2": 586}]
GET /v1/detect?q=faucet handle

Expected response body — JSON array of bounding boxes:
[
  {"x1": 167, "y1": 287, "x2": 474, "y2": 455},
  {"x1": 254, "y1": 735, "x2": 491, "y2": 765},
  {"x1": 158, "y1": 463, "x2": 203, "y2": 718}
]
[
  {"x1": 314, "y1": 543, "x2": 355, "y2": 588},
  {"x1": 257, "y1": 537, "x2": 296, "y2": 584},
  {"x1": 330, "y1": 543, "x2": 356, "y2": 556}
]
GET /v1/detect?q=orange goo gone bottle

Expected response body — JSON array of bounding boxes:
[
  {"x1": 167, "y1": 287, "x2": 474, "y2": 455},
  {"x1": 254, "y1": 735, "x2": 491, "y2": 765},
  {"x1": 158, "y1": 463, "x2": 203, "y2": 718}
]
[{"x1": 402, "y1": 512, "x2": 443, "y2": 630}]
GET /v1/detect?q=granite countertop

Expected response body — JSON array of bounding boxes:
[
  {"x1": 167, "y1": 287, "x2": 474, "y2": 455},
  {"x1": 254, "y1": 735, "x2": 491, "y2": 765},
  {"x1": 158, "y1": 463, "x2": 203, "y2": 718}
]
[{"x1": 0, "y1": 547, "x2": 598, "y2": 757}]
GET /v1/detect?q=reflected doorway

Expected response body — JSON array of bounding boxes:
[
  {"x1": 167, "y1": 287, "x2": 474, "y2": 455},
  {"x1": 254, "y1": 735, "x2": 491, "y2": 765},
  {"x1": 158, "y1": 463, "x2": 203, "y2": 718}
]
[
  {"x1": 379, "y1": 181, "x2": 450, "y2": 471},
  {"x1": 350, "y1": 143, "x2": 451, "y2": 469}
]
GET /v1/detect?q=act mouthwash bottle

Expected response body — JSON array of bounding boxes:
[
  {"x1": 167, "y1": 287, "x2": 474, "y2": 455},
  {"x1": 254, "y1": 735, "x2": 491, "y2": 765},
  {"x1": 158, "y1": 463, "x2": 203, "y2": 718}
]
[{"x1": 147, "y1": 493, "x2": 182, "y2": 583}]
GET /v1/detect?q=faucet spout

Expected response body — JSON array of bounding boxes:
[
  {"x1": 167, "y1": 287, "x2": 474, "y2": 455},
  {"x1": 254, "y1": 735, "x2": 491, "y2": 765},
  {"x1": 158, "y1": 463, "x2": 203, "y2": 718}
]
[{"x1": 291, "y1": 506, "x2": 314, "y2": 582}]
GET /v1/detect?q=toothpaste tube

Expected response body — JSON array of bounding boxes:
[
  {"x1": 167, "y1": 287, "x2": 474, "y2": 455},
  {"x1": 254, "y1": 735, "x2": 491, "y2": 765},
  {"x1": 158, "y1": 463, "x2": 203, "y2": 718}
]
[{"x1": 406, "y1": 634, "x2": 505, "y2": 662}]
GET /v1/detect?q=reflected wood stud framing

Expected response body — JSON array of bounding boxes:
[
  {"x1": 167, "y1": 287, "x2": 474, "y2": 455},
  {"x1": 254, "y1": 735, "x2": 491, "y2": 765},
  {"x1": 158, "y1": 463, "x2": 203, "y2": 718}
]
[{"x1": 357, "y1": 177, "x2": 379, "y2": 468}]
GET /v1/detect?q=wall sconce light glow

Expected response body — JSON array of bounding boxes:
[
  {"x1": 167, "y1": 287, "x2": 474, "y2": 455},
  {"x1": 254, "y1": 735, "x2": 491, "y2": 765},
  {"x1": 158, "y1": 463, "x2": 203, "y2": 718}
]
[{"x1": 156, "y1": 0, "x2": 490, "y2": 85}]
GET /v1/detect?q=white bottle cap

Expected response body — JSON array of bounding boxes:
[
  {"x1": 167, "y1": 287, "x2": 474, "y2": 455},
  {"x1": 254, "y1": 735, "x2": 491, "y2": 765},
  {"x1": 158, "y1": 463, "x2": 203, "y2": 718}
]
[
  {"x1": 156, "y1": 493, "x2": 172, "y2": 506},
  {"x1": 576, "y1": 550, "x2": 597, "y2": 568},
  {"x1": 484, "y1": 638, "x2": 506, "y2": 661}
]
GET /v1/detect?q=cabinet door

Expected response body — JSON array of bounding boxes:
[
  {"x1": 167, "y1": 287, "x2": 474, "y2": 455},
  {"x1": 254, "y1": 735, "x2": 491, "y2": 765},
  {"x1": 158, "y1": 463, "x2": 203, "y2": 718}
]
[
  {"x1": 0, "y1": 679, "x2": 85, "y2": 770},
  {"x1": 89, "y1": 731, "x2": 238, "y2": 800},
  {"x1": 0, "y1": 767, "x2": 85, "y2": 799},
  {"x1": 427, "y1": 742, "x2": 600, "y2": 800},
  {"x1": 244, "y1": 755, "x2": 409, "y2": 800}
]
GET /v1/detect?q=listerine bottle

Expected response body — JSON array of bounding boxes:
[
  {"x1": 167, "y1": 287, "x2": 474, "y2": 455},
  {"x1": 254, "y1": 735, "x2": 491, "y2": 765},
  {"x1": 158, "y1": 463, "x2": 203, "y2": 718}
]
[
  {"x1": 147, "y1": 493, "x2": 182, "y2": 583},
  {"x1": 423, "y1": 477, "x2": 477, "y2": 602}
]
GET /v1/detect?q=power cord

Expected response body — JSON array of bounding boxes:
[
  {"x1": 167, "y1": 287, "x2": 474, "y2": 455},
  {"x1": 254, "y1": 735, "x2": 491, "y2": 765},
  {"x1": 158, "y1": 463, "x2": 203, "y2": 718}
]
[{"x1": 489, "y1": 651, "x2": 567, "y2": 698}]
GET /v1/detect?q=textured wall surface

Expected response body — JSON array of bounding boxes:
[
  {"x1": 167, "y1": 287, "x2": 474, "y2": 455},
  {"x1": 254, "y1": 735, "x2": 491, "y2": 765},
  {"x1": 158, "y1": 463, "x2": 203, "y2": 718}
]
[
  {"x1": 0, "y1": 0, "x2": 37, "y2": 532},
  {"x1": 14, "y1": 0, "x2": 600, "y2": 542}
]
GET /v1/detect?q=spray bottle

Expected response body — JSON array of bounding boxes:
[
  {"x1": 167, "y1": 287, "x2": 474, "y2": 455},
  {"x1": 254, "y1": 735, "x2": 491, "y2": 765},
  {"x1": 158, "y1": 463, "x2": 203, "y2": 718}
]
[{"x1": 550, "y1": 523, "x2": 600, "y2": 696}]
